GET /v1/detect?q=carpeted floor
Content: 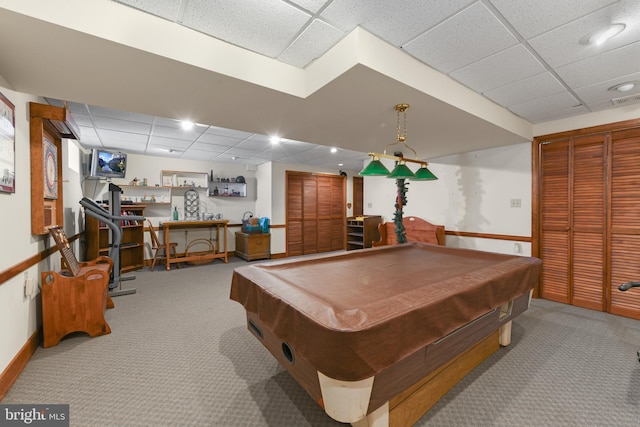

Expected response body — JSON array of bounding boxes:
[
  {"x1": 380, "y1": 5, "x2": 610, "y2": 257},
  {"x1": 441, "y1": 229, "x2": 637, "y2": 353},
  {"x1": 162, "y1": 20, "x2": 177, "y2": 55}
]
[{"x1": 4, "y1": 257, "x2": 640, "y2": 426}]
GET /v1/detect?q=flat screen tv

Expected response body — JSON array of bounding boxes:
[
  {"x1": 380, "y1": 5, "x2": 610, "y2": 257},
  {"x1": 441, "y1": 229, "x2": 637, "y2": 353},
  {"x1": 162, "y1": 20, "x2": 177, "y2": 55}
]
[{"x1": 89, "y1": 148, "x2": 127, "y2": 179}]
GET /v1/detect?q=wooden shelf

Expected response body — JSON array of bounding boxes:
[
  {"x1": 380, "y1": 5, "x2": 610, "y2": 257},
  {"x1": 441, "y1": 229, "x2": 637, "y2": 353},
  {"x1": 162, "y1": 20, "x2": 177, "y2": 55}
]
[
  {"x1": 346, "y1": 216, "x2": 382, "y2": 250},
  {"x1": 85, "y1": 204, "x2": 146, "y2": 272}
]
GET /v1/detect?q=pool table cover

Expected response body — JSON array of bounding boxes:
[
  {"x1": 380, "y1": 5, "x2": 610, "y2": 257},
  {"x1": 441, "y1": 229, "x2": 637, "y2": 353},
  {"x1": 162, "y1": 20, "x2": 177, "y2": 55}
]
[{"x1": 230, "y1": 243, "x2": 542, "y2": 383}]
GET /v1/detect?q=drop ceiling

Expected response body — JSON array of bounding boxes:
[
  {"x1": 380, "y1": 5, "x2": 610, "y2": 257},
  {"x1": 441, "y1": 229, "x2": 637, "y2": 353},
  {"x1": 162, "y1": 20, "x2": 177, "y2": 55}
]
[{"x1": 0, "y1": 0, "x2": 638, "y2": 171}]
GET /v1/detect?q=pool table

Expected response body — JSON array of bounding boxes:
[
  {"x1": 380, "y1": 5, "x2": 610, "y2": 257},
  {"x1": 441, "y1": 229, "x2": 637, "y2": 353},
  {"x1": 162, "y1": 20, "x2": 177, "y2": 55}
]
[{"x1": 230, "y1": 243, "x2": 542, "y2": 426}]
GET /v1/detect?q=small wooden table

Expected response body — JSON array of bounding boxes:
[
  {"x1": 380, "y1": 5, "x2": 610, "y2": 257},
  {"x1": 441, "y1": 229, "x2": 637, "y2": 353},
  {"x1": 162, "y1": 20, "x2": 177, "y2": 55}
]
[{"x1": 161, "y1": 220, "x2": 228, "y2": 270}]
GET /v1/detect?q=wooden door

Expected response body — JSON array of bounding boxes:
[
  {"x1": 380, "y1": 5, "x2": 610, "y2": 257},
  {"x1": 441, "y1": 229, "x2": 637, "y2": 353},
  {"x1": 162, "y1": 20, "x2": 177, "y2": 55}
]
[
  {"x1": 571, "y1": 135, "x2": 606, "y2": 310},
  {"x1": 353, "y1": 176, "x2": 363, "y2": 216},
  {"x1": 540, "y1": 140, "x2": 570, "y2": 303},
  {"x1": 609, "y1": 128, "x2": 640, "y2": 319},
  {"x1": 286, "y1": 173, "x2": 303, "y2": 256},
  {"x1": 535, "y1": 119, "x2": 640, "y2": 319},
  {"x1": 286, "y1": 172, "x2": 346, "y2": 256},
  {"x1": 539, "y1": 135, "x2": 606, "y2": 309}
]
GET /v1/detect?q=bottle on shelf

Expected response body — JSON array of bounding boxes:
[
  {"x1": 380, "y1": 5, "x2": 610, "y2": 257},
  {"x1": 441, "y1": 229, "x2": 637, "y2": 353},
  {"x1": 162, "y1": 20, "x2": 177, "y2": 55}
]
[{"x1": 173, "y1": 206, "x2": 179, "y2": 220}]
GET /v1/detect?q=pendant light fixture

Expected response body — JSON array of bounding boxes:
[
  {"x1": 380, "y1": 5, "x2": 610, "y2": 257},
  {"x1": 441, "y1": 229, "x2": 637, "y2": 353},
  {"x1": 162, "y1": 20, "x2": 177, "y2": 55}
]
[{"x1": 359, "y1": 104, "x2": 437, "y2": 181}]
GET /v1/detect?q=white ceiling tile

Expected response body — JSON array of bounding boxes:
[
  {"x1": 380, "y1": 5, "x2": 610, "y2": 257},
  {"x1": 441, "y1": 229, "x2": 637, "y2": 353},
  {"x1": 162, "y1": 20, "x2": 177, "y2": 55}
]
[
  {"x1": 289, "y1": 0, "x2": 327, "y2": 14},
  {"x1": 189, "y1": 143, "x2": 230, "y2": 153},
  {"x1": 92, "y1": 116, "x2": 152, "y2": 134},
  {"x1": 574, "y1": 71, "x2": 640, "y2": 104},
  {"x1": 88, "y1": 105, "x2": 154, "y2": 123},
  {"x1": 100, "y1": 139, "x2": 148, "y2": 151},
  {"x1": 97, "y1": 128, "x2": 149, "y2": 144},
  {"x1": 196, "y1": 133, "x2": 244, "y2": 146},
  {"x1": 181, "y1": 0, "x2": 312, "y2": 58},
  {"x1": 451, "y1": 45, "x2": 545, "y2": 93},
  {"x1": 321, "y1": 0, "x2": 475, "y2": 46},
  {"x1": 149, "y1": 136, "x2": 194, "y2": 149},
  {"x1": 529, "y1": 0, "x2": 640, "y2": 68},
  {"x1": 114, "y1": 0, "x2": 183, "y2": 21},
  {"x1": 205, "y1": 126, "x2": 254, "y2": 139},
  {"x1": 556, "y1": 41, "x2": 640, "y2": 88},
  {"x1": 224, "y1": 147, "x2": 263, "y2": 157},
  {"x1": 178, "y1": 149, "x2": 218, "y2": 161},
  {"x1": 490, "y1": 0, "x2": 618, "y2": 39},
  {"x1": 234, "y1": 138, "x2": 272, "y2": 151},
  {"x1": 279, "y1": 19, "x2": 344, "y2": 68},
  {"x1": 70, "y1": 112, "x2": 93, "y2": 127},
  {"x1": 151, "y1": 124, "x2": 207, "y2": 141},
  {"x1": 403, "y1": 2, "x2": 518, "y2": 73},
  {"x1": 509, "y1": 91, "x2": 584, "y2": 123},
  {"x1": 484, "y1": 72, "x2": 566, "y2": 107}
]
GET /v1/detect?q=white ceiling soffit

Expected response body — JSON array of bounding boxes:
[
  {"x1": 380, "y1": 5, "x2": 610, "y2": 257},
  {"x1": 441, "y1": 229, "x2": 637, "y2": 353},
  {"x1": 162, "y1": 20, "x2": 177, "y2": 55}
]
[{"x1": 0, "y1": 0, "x2": 638, "y2": 166}]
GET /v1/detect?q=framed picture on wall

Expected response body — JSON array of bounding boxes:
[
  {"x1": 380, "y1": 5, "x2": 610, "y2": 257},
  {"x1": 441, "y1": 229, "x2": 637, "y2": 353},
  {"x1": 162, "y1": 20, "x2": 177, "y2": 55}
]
[{"x1": 0, "y1": 91, "x2": 15, "y2": 193}]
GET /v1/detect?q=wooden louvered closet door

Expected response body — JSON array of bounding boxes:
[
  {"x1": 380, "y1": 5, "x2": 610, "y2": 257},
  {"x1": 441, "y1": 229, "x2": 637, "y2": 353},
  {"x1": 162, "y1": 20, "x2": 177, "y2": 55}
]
[
  {"x1": 537, "y1": 122, "x2": 640, "y2": 319},
  {"x1": 609, "y1": 129, "x2": 640, "y2": 318},
  {"x1": 286, "y1": 171, "x2": 346, "y2": 256},
  {"x1": 540, "y1": 141, "x2": 571, "y2": 303},
  {"x1": 540, "y1": 135, "x2": 606, "y2": 309}
]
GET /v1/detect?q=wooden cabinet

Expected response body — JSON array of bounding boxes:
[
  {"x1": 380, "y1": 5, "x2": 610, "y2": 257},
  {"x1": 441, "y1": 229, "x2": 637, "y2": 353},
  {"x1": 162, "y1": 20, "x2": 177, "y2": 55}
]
[
  {"x1": 29, "y1": 102, "x2": 80, "y2": 235},
  {"x1": 85, "y1": 205, "x2": 146, "y2": 272},
  {"x1": 235, "y1": 232, "x2": 270, "y2": 261},
  {"x1": 346, "y1": 216, "x2": 382, "y2": 250}
]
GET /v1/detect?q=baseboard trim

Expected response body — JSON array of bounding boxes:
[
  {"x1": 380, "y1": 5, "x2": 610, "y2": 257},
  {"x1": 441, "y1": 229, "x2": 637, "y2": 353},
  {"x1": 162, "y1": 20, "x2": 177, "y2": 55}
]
[{"x1": 0, "y1": 330, "x2": 40, "y2": 401}]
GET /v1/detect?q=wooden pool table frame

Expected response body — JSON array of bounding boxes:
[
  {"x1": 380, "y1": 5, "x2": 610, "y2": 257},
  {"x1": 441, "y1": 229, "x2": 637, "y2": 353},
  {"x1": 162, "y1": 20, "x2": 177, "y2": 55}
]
[{"x1": 243, "y1": 291, "x2": 530, "y2": 426}]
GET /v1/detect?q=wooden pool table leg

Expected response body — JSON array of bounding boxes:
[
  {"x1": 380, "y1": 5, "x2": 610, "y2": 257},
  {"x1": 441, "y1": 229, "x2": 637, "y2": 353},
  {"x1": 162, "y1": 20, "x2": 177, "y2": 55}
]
[
  {"x1": 318, "y1": 372, "x2": 375, "y2": 423},
  {"x1": 499, "y1": 320, "x2": 512, "y2": 346}
]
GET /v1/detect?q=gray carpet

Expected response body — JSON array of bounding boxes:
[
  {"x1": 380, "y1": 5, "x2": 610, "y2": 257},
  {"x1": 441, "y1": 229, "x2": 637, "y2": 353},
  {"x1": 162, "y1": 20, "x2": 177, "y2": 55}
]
[{"x1": 4, "y1": 257, "x2": 640, "y2": 426}]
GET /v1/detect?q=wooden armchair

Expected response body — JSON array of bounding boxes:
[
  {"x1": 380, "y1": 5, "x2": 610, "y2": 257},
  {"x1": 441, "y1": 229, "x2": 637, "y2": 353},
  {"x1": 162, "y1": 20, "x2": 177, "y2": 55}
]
[
  {"x1": 42, "y1": 226, "x2": 114, "y2": 348},
  {"x1": 372, "y1": 216, "x2": 445, "y2": 247},
  {"x1": 147, "y1": 220, "x2": 180, "y2": 270}
]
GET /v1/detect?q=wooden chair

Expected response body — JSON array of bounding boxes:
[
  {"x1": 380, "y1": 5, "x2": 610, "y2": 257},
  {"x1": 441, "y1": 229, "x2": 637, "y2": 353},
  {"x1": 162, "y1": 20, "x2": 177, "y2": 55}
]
[
  {"x1": 147, "y1": 220, "x2": 180, "y2": 270},
  {"x1": 42, "y1": 226, "x2": 115, "y2": 348},
  {"x1": 372, "y1": 216, "x2": 445, "y2": 247}
]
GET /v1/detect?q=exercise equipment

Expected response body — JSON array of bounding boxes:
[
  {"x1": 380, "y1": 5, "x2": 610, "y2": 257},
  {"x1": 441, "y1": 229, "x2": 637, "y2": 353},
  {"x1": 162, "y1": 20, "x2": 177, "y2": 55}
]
[
  {"x1": 618, "y1": 281, "x2": 640, "y2": 362},
  {"x1": 80, "y1": 183, "x2": 145, "y2": 297}
]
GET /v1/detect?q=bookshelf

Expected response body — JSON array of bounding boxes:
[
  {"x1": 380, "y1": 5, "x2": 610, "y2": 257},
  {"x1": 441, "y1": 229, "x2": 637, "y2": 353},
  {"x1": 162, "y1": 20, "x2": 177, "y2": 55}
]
[{"x1": 85, "y1": 204, "x2": 146, "y2": 272}]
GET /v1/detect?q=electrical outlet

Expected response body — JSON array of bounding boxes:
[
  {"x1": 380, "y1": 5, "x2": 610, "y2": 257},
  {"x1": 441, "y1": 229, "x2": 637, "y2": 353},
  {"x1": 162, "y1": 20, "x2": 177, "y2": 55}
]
[
  {"x1": 514, "y1": 243, "x2": 522, "y2": 254},
  {"x1": 367, "y1": 203, "x2": 373, "y2": 208},
  {"x1": 510, "y1": 198, "x2": 521, "y2": 208}
]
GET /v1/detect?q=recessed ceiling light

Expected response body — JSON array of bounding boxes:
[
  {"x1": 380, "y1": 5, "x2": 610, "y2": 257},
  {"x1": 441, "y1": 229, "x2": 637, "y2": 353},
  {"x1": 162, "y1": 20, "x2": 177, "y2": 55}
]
[
  {"x1": 180, "y1": 120, "x2": 194, "y2": 130},
  {"x1": 270, "y1": 136, "x2": 281, "y2": 144},
  {"x1": 331, "y1": 147, "x2": 338, "y2": 153},
  {"x1": 579, "y1": 23, "x2": 626, "y2": 46},
  {"x1": 608, "y1": 82, "x2": 636, "y2": 92}
]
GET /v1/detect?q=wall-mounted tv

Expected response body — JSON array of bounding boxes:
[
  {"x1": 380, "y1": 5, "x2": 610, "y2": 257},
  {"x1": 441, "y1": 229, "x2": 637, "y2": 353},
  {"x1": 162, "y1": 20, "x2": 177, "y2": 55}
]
[{"x1": 89, "y1": 148, "x2": 127, "y2": 179}]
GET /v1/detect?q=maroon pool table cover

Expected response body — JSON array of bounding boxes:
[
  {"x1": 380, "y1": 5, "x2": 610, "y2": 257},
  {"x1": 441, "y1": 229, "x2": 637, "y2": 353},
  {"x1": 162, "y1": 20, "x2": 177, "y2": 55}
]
[{"x1": 230, "y1": 243, "x2": 542, "y2": 382}]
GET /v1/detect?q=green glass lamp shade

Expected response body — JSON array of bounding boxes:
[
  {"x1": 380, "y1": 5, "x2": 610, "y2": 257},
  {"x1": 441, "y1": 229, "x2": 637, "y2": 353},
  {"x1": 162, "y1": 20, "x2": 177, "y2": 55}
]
[
  {"x1": 411, "y1": 164, "x2": 438, "y2": 181},
  {"x1": 359, "y1": 158, "x2": 390, "y2": 176},
  {"x1": 387, "y1": 161, "x2": 416, "y2": 179}
]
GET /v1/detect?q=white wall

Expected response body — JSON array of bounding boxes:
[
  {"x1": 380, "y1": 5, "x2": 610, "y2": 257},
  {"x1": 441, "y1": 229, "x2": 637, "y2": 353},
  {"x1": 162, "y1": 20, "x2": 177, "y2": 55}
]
[
  {"x1": 364, "y1": 142, "x2": 532, "y2": 255},
  {"x1": 0, "y1": 85, "x2": 83, "y2": 377}
]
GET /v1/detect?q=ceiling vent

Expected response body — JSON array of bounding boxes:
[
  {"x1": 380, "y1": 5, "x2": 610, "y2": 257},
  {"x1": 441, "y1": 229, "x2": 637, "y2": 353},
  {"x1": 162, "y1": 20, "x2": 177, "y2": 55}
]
[{"x1": 611, "y1": 93, "x2": 640, "y2": 106}]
